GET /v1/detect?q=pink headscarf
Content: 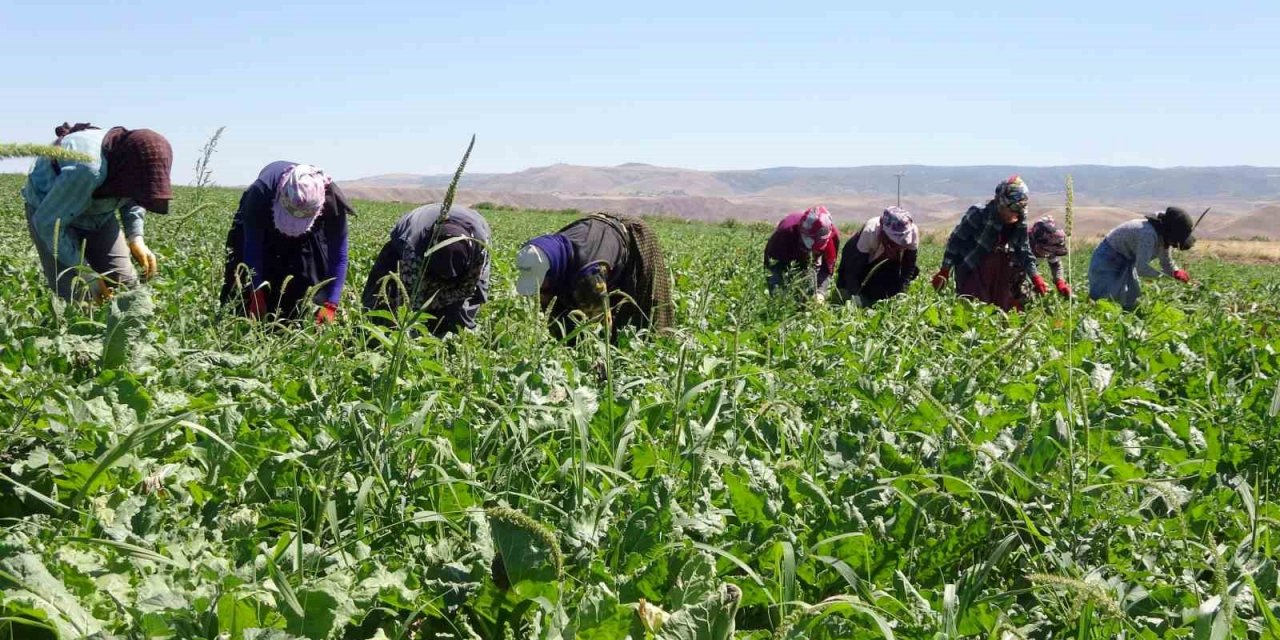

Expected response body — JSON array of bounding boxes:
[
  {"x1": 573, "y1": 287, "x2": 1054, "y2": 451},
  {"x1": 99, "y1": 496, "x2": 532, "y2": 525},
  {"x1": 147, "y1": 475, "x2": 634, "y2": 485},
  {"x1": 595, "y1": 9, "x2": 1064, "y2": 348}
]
[
  {"x1": 272, "y1": 164, "x2": 331, "y2": 237},
  {"x1": 798, "y1": 205, "x2": 834, "y2": 251}
]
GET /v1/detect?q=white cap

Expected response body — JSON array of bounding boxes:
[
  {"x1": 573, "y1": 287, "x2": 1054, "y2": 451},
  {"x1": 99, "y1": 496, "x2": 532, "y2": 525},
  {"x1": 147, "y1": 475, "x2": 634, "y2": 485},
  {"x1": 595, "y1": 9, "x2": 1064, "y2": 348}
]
[{"x1": 515, "y1": 244, "x2": 550, "y2": 296}]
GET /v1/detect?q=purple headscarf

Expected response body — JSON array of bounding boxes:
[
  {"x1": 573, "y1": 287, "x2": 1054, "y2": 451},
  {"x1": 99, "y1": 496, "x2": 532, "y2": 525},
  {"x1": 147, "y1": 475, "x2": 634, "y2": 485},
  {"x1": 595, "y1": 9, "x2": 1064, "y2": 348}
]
[{"x1": 527, "y1": 233, "x2": 574, "y2": 290}]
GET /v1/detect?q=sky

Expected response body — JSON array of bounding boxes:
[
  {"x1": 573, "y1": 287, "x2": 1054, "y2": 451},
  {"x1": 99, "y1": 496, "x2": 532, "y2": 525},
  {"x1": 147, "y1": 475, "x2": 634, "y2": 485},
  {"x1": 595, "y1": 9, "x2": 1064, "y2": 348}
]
[{"x1": 2, "y1": 1, "x2": 1278, "y2": 185}]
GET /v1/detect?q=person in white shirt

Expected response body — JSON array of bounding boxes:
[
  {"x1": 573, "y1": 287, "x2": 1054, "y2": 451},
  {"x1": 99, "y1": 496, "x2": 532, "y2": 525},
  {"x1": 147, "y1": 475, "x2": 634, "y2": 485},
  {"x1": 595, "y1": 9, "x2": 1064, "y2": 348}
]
[{"x1": 835, "y1": 206, "x2": 920, "y2": 307}]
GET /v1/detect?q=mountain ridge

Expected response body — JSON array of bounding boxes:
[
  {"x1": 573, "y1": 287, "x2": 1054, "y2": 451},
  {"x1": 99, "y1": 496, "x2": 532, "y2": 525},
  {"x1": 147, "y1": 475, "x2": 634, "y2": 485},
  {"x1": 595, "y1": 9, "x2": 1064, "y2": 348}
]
[
  {"x1": 348, "y1": 163, "x2": 1280, "y2": 201},
  {"x1": 339, "y1": 163, "x2": 1280, "y2": 238}
]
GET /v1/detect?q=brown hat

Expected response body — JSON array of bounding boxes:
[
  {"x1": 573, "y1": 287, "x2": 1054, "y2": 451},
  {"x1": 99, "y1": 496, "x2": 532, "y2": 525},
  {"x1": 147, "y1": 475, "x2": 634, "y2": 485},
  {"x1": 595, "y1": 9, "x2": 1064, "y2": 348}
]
[{"x1": 94, "y1": 127, "x2": 174, "y2": 214}]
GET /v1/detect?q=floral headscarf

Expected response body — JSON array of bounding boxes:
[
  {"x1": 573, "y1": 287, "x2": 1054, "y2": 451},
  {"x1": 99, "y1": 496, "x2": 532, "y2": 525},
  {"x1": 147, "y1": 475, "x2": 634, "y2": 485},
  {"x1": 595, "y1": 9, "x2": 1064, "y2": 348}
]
[
  {"x1": 272, "y1": 164, "x2": 331, "y2": 237},
  {"x1": 1029, "y1": 216, "x2": 1068, "y2": 258},
  {"x1": 798, "y1": 205, "x2": 834, "y2": 251},
  {"x1": 878, "y1": 206, "x2": 919, "y2": 249}
]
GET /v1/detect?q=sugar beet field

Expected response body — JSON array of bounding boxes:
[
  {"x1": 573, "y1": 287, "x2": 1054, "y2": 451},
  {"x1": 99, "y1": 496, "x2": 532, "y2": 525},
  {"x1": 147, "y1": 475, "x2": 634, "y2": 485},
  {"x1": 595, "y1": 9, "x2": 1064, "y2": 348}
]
[{"x1": 2, "y1": 172, "x2": 1279, "y2": 639}]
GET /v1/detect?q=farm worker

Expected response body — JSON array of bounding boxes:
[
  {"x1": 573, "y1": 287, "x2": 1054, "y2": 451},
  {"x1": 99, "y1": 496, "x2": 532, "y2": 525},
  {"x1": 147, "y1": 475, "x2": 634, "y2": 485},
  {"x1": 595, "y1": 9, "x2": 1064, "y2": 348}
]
[
  {"x1": 835, "y1": 206, "x2": 920, "y2": 306},
  {"x1": 219, "y1": 162, "x2": 353, "y2": 324},
  {"x1": 1087, "y1": 206, "x2": 1194, "y2": 310},
  {"x1": 764, "y1": 205, "x2": 840, "y2": 303},
  {"x1": 21, "y1": 122, "x2": 172, "y2": 301},
  {"x1": 931, "y1": 175, "x2": 1046, "y2": 311},
  {"x1": 361, "y1": 203, "x2": 491, "y2": 336},
  {"x1": 1029, "y1": 216, "x2": 1074, "y2": 297},
  {"x1": 514, "y1": 212, "x2": 673, "y2": 340}
]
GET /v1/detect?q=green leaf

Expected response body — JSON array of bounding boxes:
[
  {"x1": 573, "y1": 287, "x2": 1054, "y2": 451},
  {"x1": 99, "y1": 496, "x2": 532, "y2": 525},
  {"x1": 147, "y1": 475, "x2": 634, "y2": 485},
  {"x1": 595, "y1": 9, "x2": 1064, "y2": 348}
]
[
  {"x1": 217, "y1": 592, "x2": 265, "y2": 639},
  {"x1": 654, "y1": 583, "x2": 741, "y2": 640},
  {"x1": 0, "y1": 552, "x2": 104, "y2": 638},
  {"x1": 487, "y1": 507, "x2": 564, "y2": 604},
  {"x1": 282, "y1": 580, "x2": 358, "y2": 640},
  {"x1": 567, "y1": 584, "x2": 632, "y2": 640},
  {"x1": 666, "y1": 552, "x2": 718, "y2": 610},
  {"x1": 100, "y1": 286, "x2": 155, "y2": 370},
  {"x1": 723, "y1": 468, "x2": 768, "y2": 525}
]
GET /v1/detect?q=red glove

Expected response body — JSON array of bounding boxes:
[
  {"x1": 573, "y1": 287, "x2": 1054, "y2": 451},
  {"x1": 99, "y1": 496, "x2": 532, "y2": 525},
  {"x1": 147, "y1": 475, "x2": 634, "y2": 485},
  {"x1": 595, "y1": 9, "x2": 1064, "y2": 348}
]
[
  {"x1": 315, "y1": 302, "x2": 338, "y2": 325},
  {"x1": 1055, "y1": 278, "x2": 1072, "y2": 297},
  {"x1": 1172, "y1": 269, "x2": 1190, "y2": 283},
  {"x1": 1031, "y1": 274, "x2": 1049, "y2": 296},
  {"x1": 246, "y1": 290, "x2": 267, "y2": 319},
  {"x1": 931, "y1": 267, "x2": 951, "y2": 291}
]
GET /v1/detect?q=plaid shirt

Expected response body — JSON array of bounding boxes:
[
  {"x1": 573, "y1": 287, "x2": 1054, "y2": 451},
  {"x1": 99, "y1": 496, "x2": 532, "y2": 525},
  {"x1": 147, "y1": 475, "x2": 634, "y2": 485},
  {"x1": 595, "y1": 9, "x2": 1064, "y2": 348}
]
[{"x1": 941, "y1": 201, "x2": 1038, "y2": 279}]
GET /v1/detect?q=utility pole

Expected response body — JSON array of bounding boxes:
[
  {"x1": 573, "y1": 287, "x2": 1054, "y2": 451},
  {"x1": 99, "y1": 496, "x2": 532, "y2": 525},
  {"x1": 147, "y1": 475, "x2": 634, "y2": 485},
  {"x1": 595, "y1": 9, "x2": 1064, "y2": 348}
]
[{"x1": 895, "y1": 172, "x2": 906, "y2": 207}]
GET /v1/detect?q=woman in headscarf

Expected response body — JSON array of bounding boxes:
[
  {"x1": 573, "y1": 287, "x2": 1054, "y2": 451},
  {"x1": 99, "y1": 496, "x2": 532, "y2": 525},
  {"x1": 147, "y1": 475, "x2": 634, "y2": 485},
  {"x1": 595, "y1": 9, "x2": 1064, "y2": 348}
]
[
  {"x1": 514, "y1": 212, "x2": 672, "y2": 340},
  {"x1": 1028, "y1": 216, "x2": 1074, "y2": 298},
  {"x1": 931, "y1": 175, "x2": 1047, "y2": 311},
  {"x1": 1088, "y1": 206, "x2": 1194, "y2": 310},
  {"x1": 835, "y1": 206, "x2": 920, "y2": 306},
  {"x1": 764, "y1": 205, "x2": 840, "y2": 303},
  {"x1": 219, "y1": 161, "x2": 353, "y2": 324},
  {"x1": 361, "y1": 203, "x2": 491, "y2": 336},
  {"x1": 21, "y1": 122, "x2": 172, "y2": 300}
]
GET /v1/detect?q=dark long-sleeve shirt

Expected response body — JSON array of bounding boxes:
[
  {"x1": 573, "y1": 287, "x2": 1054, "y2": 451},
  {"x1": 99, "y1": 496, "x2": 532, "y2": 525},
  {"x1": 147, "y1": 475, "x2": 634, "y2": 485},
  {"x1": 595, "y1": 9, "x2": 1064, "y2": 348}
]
[
  {"x1": 554, "y1": 216, "x2": 631, "y2": 295},
  {"x1": 836, "y1": 219, "x2": 919, "y2": 299},
  {"x1": 238, "y1": 161, "x2": 350, "y2": 305},
  {"x1": 537, "y1": 215, "x2": 636, "y2": 337},
  {"x1": 941, "y1": 201, "x2": 1038, "y2": 282},
  {"x1": 362, "y1": 204, "x2": 491, "y2": 332}
]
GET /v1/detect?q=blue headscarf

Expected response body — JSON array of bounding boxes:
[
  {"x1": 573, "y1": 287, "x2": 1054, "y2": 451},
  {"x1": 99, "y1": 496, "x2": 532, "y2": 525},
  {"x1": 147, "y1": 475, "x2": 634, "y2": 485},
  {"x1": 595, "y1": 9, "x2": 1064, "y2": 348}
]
[{"x1": 527, "y1": 233, "x2": 574, "y2": 292}]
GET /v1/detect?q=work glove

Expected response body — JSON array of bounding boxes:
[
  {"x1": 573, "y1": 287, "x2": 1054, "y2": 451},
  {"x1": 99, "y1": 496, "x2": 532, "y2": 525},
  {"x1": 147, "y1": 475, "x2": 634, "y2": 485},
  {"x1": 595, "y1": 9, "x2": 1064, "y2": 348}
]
[
  {"x1": 91, "y1": 278, "x2": 114, "y2": 303},
  {"x1": 1172, "y1": 270, "x2": 1190, "y2": 283},
  {"x1": 931, "y1": 267, "x2": 950, "y2": 291},
  {"x1": 246, "y1": 290, "x2": 268, "y2": 319},
  {"x1": 1055, "y1": 278, "x2": 1073, "y2": 297},
  {"x1": 316, "y1": 302, "x2": 338, "y2": 325},
  {"x1": 127, "y1": 237, "x2": 158, "y2": 280},
  {"x1": 1030, "y1": 274, "x2": 1049, "y2": 296},
  {"x1": 813, "y1": 292, "x2": 826, "y2": 305}
]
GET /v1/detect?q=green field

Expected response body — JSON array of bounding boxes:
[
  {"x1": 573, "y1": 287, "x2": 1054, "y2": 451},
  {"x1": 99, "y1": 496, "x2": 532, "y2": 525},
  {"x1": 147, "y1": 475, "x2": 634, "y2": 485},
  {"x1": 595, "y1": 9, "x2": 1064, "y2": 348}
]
[{"x1": 2, "y1": 172, "x2": 1279, "y2": 639}]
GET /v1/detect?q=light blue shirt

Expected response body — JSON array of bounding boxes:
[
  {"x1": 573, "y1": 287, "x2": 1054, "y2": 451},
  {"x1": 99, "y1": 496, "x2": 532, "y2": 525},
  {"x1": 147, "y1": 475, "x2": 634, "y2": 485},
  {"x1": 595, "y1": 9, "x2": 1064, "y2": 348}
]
[{"x1": 21, "y1": 129, "x2": 145, "y2": 273}]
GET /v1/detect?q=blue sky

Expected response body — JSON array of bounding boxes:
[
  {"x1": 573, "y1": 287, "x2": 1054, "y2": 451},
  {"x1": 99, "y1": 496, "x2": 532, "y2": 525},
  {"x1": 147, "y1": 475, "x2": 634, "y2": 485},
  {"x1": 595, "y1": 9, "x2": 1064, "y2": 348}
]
[{"x1": 3, "y1": 1, "x2": 1277, "y2": 184}]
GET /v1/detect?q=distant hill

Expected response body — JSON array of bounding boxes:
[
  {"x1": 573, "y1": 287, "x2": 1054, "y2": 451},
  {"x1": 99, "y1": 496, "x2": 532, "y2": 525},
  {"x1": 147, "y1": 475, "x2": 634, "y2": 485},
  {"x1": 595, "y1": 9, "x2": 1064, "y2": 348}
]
[
  {"x1": 341, "y1": 163, "x2": 1280, "y2": 238},
  {"x1": 348, "y1": 163, "x2": 1280, "y2": 201},
  {"x1": 1210, "y1": 205, "x2": 1280, "y2": 240}
]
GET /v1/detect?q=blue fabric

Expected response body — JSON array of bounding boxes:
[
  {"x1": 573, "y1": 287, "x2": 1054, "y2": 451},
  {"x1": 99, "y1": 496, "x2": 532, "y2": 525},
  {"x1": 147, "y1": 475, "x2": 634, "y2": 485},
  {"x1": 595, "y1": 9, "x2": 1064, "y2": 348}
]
[
  {"x1": 21, "y1": 129, "x2": 145, "y2": 278},
  {"x1": 1088, "y1": 239, "x2": 1141, "y2": 310},
  {"x1": 240, "y1": 162, "x2": 295, "y2": 289},
  {"x1": 325, "y1": 226, "x2": 348, "y2": 304},
  {"x1": 237, "y1": 161, "x2": 350, "y2": 303},
  {"x1": 528, "y1": 234, "x2": 574, "y2": 290},
  {"x1": 226, "y1": 161, "x2": 351, "y2": 314}
]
